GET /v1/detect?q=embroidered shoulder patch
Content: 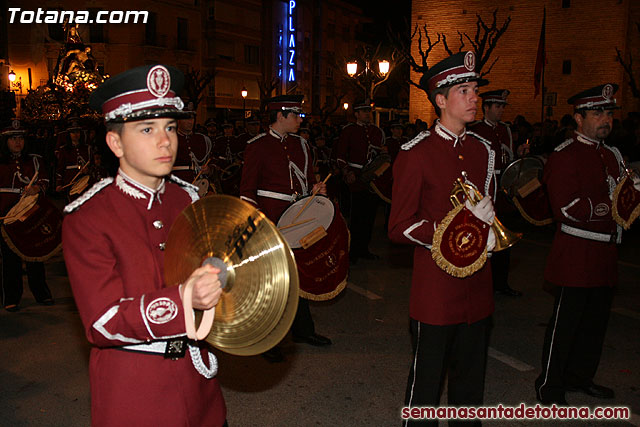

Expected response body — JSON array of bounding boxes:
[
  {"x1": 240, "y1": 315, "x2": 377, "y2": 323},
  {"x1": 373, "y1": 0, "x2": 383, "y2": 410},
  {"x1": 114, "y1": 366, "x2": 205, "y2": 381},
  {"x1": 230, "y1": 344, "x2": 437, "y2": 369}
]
[
  {"x1": 146, "y1": 297, "x2": 178, "y2": 324},
  {"x1": 63, "y1": 177, "x2": 114, "y2": 214},
  {"x1": 555, "y1": 139, "x2": 574, "y2": 152},
  {"x1": 168, "y1": 174, "x2": 199, "y2": 202},
  {"x1": 466, "y1": 131, "x2": 492, "y2": 149},
  {"x1": 247, "y1": 132, "x2": 266, "y2": 144},
  {"x1": 401, "y1": 130, "x2": 430, "y2": 150}
]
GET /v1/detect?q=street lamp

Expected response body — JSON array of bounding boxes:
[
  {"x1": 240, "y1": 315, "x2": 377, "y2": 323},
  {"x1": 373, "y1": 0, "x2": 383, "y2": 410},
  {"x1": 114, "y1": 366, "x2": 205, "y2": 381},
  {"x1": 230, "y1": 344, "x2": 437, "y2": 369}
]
[
  {"x1": 241, "y1": 87, "x2": 248, "y2": 125},
  {"x1": 344, "y1": 48, "x2": 392, "y2": 101},
  {"x1": 8, "y1": 70, "x2": 22, "y2": 93}
]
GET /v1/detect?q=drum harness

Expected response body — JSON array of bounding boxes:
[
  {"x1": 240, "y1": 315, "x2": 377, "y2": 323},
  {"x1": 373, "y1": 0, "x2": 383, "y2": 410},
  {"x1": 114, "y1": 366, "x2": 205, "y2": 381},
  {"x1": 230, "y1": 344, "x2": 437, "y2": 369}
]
[{"x1": 256, "y1": 129, "x2": 309, "y2": 202}]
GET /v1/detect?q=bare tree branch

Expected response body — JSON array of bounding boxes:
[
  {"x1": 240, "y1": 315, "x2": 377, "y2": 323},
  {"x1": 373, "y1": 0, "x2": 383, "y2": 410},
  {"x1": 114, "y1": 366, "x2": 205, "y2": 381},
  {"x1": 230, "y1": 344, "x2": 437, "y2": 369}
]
[
  {"x1": 615, "y1": 47, "x2": 640, "y2": 99},
  {"x1": 183, "y1": 68, "x2": 216, "y2": 111}
]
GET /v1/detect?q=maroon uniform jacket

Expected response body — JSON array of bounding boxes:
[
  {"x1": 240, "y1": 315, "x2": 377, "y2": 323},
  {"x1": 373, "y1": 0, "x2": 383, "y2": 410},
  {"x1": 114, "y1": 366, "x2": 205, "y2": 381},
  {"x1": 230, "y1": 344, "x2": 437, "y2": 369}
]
[
  {"x1": 470, "y1": 119, "x2": 513, "y2": 173},
  {"x1": 173, "y1": 131, "x2": 212, "y2": 182},
  {"x1": 56, "y1": 143, "x2": 90, "y2": 187},
  {"x1": 335, "y1": 122, "x2": 385, "y2": 190},
  {"x1": 62, "y1": 171, "x2": 226, "y2": 426},
  {"x1": 543, "y1": 132, "x2": 623, "y2": 288},
  {"x1": 239, "y1": 129, "x2": 315, "y2": 222},
  {"x1": 388, "y1": 122, "x2": 496, "y2": 326},
  {"x1": 0, "y1": 154, "x2": 49, "y2": 214}
]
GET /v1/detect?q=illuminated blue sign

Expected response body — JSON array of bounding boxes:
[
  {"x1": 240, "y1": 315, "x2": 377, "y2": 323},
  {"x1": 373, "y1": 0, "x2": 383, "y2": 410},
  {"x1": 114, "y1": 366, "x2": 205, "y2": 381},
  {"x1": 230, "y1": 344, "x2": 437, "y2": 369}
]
[{"x1": 287, "y1": 1, "x2": 296, "y2": 82}]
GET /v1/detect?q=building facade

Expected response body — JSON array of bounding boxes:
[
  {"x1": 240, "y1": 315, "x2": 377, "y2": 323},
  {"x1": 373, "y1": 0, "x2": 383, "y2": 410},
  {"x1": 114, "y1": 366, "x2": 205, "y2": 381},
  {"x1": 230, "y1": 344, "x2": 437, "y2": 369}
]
[{"x1": 410, "y1": 0, "x2": 640, "y2": 124}]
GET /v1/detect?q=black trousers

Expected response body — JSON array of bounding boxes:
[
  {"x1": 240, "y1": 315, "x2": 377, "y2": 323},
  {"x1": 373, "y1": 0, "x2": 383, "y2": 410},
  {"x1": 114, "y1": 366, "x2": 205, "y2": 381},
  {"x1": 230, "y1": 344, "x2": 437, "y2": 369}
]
[
  {"x1": 490, "y1": 248, "x2": 511, "y2": 291},
  {"x1": 404, "y1": 317, "x2": 489, "y2": 426},
  {"x1": 292, "y1": 297, "x2": 315, "y2": 337},
  {"x1": 348, "y1": 190, "x2": 379, "y2": 257},
  {"x1": 1, "y1": 237, "x2": 52, "y2": 306},
  {"x1": 535, "y1": 286, "x2": 613, "y2": 402}
]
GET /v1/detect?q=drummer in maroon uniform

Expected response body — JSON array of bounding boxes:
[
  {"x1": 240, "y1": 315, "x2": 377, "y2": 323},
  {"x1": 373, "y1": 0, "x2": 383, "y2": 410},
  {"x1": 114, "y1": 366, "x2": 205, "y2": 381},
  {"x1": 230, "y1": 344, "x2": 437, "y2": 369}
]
[
  {"x1": 0, "y1": 121, "x2": 53, "y2": 312},
  {"x1": 388, "y1": 51, "x2": 497, "y2": 421},
  {"x1": 535, "y1": 84, "x2": 638, "y2": 405},
  {"x1": 55, "y1": 119, "x2": 91, "y2": 194},
  {"x1": 239, "y1": 95, "x2": 331, "y2": 362},
  {"x1": 335, "y1": 101, "x2": 385, "y2": 263},
  {"x1": 470, "y1": 89, "x2": 521, "y2": 297},
  {"x1": 173, "y1": 101, "x2": 212, "y2": 182},
  {"x1": 63, "y1": 64, "x2": 227, "y2": 425}
]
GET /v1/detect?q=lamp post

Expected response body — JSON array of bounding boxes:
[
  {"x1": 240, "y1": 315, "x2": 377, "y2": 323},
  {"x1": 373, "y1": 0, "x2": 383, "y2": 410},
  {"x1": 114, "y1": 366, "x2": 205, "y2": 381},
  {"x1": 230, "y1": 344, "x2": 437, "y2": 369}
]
[
  {"x1": 8, "y1": 70, "x2": 22, "y2": 93},
  {"x1": 241, "y1": 87, "x2": 248, "y2": 126},
  {"x1": 345, "y1": 49, "x2": 391, "y2": 101}
]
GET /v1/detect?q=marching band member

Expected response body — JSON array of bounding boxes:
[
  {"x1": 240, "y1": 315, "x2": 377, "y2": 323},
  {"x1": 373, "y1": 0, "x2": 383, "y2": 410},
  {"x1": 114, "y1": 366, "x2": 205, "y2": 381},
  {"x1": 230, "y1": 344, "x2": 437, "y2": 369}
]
[
  {"x1": 535, "y1": 84, "x2": 639, "y2": 405},
  {"x1": 388, "y1": 52, "x2": 496, "y2": 424},
  {"x1": 63, "y1": 65, "x2": 226, "y2": 426},
  {"x1": 55, "y1": 119, "x2": 90, "y2": 196},
  {"x1": 0, "y1": 121, "x2": 53, "y2": 312},
  {"x1": 239, "y1": 95, "x2": 331, "y2": 362},
  {"x1": 335, "y1": 102, "x2": 385, "y2": 263},
  {"x1": 173, "y1": 101, "x2": 212, "y2": 183},
  {"x1": 470, "y1": 89, "x2": 522, "y2": 297}
]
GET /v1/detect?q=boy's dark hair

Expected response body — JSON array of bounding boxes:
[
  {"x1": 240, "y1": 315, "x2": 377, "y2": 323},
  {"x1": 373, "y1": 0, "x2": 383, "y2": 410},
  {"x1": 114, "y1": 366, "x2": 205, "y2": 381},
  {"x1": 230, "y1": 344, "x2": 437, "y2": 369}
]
[
  {"x1": 105, "y1": 122, "x2": 124, "y2": 135},
  {"x1": 268, "y1": 109, "x2": 293, "y2": 125},
  {"x1": 429, "y1": 86, "x2": 452, "y2": 117}
]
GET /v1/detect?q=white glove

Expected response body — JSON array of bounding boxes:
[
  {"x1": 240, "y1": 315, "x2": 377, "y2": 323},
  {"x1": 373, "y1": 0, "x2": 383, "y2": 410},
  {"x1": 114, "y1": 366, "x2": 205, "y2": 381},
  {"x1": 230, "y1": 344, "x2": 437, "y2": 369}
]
[
  {"x1": 487, "y1": 229, "x2": 496, "y2": 252},
  {"x1": 465, "y1": 196, "x2": 495, "y2": 225}
]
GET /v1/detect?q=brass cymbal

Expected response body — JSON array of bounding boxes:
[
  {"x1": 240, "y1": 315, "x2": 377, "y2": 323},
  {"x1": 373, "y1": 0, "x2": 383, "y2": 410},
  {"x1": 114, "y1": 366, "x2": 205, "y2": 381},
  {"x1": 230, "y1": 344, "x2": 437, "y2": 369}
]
[{"x1": 164, "y1": 195, "x2": 299, "y2": 356}]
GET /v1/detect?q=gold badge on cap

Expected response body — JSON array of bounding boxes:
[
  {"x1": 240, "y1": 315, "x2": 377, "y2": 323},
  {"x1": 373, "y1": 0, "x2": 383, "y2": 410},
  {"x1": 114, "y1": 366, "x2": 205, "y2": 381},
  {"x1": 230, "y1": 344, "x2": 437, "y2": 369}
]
[
  {"x1": 11, "y1": 119, "x2": 20, "y2": 129},
  {"x1": 464, "y1": 51, "x2": 475, "y2": 71},
  {"x1": 602, "y1": 84, "x2": 614, "y2": 100},
  {"x1": 502, "y1": 90, "x2": 509, "y2": 100},
  {"x1": 147, "y1": 65, "x2": 171, "y2": 98}
]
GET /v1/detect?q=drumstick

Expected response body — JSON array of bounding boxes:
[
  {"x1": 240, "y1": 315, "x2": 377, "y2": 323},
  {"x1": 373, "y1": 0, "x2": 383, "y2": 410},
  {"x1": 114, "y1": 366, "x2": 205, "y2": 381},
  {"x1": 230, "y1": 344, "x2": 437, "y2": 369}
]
[
  {"x1": 60, "y1": 162, "x2": 90, "y2": 189},
  {"x1": 192, "y1": 158, "x2": 212, "y2": 184},
  {"x1": 292, "y1": 173, "x2": 332, "y2": 222},
  {"x1": 278, "y1": 217, "x2": 316, "y2": 231}
]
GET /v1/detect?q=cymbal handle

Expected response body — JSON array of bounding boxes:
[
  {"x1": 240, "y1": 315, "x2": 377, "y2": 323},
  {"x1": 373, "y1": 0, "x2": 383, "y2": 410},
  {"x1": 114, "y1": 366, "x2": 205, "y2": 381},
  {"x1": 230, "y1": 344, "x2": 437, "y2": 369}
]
[{"x1": 202, "y1": 257, "x2": 228, "y2": 289}]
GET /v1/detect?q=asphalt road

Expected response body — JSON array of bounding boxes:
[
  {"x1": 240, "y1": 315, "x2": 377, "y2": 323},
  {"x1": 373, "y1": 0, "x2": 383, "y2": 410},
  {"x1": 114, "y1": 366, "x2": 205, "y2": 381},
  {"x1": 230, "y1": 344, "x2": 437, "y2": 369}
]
[{"x1": 1, "y1": 209, "x2": 639, "y2": 426}]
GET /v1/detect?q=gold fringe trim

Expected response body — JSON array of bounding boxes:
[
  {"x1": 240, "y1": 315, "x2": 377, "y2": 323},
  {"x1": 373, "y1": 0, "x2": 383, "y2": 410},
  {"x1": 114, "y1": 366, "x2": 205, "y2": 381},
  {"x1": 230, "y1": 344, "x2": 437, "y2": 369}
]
[
  {"x1": 370, "y1": 182, "x2": 391, "y2": 204},
  {"x1": 300, "y1": 277, "x2": 348, "y2": 301},
  {"x1": 1, "y1": 226, "x2": 62, "y2": 262},
  {"x1": 431, "y1": 204, "x2": 488, "y2": 278},
  {"x1": 512, "y1": 197, "x2": 553, "y2": 226},
  {"x1": 612, "y1": 175, "x2": 640, "y2": 230}
]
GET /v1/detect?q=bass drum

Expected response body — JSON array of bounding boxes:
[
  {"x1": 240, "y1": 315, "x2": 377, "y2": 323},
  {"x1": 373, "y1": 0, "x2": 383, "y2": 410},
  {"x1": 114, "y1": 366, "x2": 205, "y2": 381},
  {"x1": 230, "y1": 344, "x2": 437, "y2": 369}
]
[
  {"x1": 1, "y1": 195, "x2": 63, "y2": 261},
  {"x1": 501, "y1": 157, "x2": 552, "y2": 226},
  {"x1": 277, "y1": 195, "x2": 349, "y2": 301}
]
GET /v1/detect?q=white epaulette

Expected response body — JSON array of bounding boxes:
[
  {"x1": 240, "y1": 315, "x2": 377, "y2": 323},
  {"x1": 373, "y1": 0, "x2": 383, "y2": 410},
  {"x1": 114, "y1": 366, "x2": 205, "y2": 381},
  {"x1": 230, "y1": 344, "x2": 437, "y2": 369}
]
[
  {"x1": 247, "y1": 133, "x2": 266, "y2": 145},
  {"x1": 168, "y1": 174, "x2": 199, "y2": 202},
  {"x1": 63, "y1": 177, "x2": 114, "y2": 214},
  {"x1": 466, "y1": 130, "x2": 492, "y2": 150},
  {"x1": 401, "y1": 130, "x2": 430, "y2": 150},
  {"x1": 555, "y1": 139, "x2": 573, "y2": 152},
  {"x1": 603, "y1": 144, "x2": 624, "y2": 173},
  {"x1": 498, "y1": 121, "x2": 511, "y2": 127}
]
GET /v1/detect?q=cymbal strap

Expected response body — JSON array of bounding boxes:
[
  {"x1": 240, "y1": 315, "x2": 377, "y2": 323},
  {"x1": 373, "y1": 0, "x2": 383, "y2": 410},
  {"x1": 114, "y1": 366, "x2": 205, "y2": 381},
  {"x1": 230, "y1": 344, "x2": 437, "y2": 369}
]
[{"x1": 181, "y1": 282, "x2": 216, "y2": 341}]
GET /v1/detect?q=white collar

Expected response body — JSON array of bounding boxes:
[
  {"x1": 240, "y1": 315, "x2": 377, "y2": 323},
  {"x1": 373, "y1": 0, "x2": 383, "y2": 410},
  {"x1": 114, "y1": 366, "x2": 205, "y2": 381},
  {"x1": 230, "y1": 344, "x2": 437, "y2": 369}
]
[
  {"x1": 116, "y1": 169, "x2": 166, "y2": 210},
  {"x1": 269, "y1": 127, "x2": 287, "y2": 141},
  {"x1": 435, "y1": 120, "x2": 466, "y2": 147},
  {"x1": 483, "y1": 118, "x2": 497, "y2": 128},
  {"x1": 575, "y1": 131, "x2": 601, "y2": 146}
]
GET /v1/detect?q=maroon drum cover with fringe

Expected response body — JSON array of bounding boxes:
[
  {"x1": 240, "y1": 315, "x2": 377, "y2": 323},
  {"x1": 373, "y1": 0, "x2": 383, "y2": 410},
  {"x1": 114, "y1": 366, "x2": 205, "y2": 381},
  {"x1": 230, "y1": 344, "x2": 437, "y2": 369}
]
[
  {"x1": 2, "y1": 196, "x2": 63, "y2": 261},
  {"x1": 277, "y1": 196, "x2": 349, "y2": 301}
]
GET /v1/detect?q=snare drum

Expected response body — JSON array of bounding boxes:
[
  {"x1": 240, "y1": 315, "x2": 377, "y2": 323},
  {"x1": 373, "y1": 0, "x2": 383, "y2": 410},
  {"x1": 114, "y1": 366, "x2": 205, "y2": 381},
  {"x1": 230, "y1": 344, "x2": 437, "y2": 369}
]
[
  {"x1": 277, "y1": 195, "x2": 349, "y2": 301},
  {"x1": 1, "y1": 194, "x2": 63, "y2": 261}
]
